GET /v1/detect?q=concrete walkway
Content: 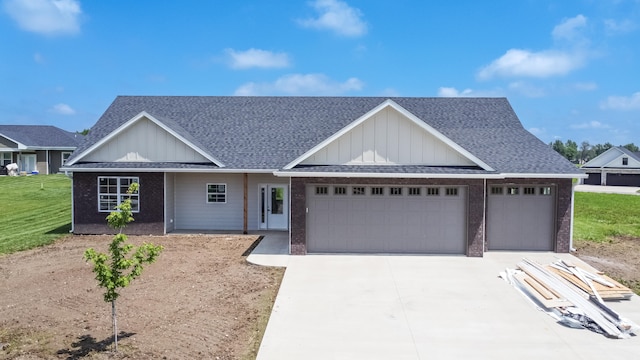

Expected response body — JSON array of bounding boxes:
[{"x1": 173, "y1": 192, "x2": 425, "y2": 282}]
[
  {"x1": 256, "y1": 251, "x2": 640, "y2": 360},
  {"x1": 575, "y1": 184, "x2": 640, "y2": 195}
]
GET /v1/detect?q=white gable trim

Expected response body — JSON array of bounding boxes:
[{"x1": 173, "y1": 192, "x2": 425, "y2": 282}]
[
  {"x1": 0, "y1": 133, "x2": 26, "y2": 149},
  {"x1": 66, "y1": 111, "x2": 225, "y2": 167},
  {"x1": 282, "y1": 99, "x2": 494, "y2": 171}
]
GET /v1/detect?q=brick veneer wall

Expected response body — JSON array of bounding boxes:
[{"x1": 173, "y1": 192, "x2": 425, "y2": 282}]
[
  {"x1": 291, "y1": 177, "x2": 485, "y2": 257},
  {"x1": 73, "y1": 172, "x2": 165, "y2": 235},
  {"x1": 486, "y1": 178, "x2": 573, "y2": 253}
]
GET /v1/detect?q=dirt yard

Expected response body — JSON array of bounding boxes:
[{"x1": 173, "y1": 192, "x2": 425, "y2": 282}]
[
  {"x1": 0, "y1": 234, "x2": 284, "y2": 359},
  {"x1": 574, "y1": 236, "x2": 640, "y2": 295}
]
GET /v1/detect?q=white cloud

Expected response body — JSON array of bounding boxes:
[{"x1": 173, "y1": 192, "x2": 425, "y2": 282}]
[
  {"x1": 600, "y1": 92, "x2": 640, "y2": 110},
  {"x1": 437, "y1": 86, "x2": 503, "y2": 97},
  {"x1": 508, "y1": 81, "x2": 546, "y2": 97},
  {"x1": 570, "y1": 121, "x2": 609, "y2": 130},
  {"x1": 234, "y1": 73, "x2": 363, "y2": 96},
  {"x1": 298, "y1": 0, "x2": 367, "y2": 37},
  {"x1": 552, "y1": 14, "x2": 587, "y2": 41},
  {"x1": 604, "y1": 18, "x2": 636, "y2": 34},
  {"x1": 477, "y1": 49, "x2": 584, "y2": 80},
  {"x1": 3, "y1": 0, "x2": 82, "y2": 36},
  {"x1": 224, "y1": 48, "x2": 290, "y2": 69},
  {"x1": 33, "y1": 52, "x2": 45, "y2": 63},
  {"x1": 49, "y1": 103, "x2": 75, "y2": 115},
  {"x1": 573, "y1": 82, "x2": 597, "y2": 91},
  {"x1": 528, "y1": 127, "x2": 545, "y2": 136}
]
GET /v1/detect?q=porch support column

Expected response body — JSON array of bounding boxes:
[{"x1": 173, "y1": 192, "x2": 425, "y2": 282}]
[{"x1": 243, "y1": 173, "x2": 248, "y2": 234}]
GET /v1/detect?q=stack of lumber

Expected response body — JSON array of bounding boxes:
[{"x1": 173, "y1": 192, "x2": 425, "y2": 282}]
[{"x1": 501, "y1": 258, "x2": 639, "y2": 339}]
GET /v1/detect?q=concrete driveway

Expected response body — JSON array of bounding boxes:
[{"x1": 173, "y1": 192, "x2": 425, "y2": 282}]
[{"x1": 253, "y1": 249, "x2": 640, "y2": 359}]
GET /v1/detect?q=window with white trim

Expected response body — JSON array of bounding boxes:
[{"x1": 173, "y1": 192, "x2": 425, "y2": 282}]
[
  {"x1": 61, "y1": 151, "x2": 72, "y2": 164},
  {"x1": 207, "y1": 183, "x2": 227, "y2": 203},
  {"x1": 352, "y1": 186, "x2": 365, "y2": 195},
  {"x1": 408, "y1": 187, "x2": 421, "y2": 196},
  {"x1": 334, "y1": 186, "x2": 347, "y2": 195},
  {"x1": 315, "y1": 186, "x2": 328, "y2": 195},
  {"x1": 389, "y1": 187, "x2": 403, "y2": 196},
  {"x1": 98, "y1": 177, "x2": 139, "y2": 212},
  {"x1": 0, "y1": 152, "x2": 11, "y2": 166},
  {"x1": 371, "y1": 187, "x2": 384, "y2": 195},
  {"x1": 623, "y1": 157, "x2": 629, "y2": 166},
  {"x1": 523, "y1": 187, "x2": 536, "y2": 195}
]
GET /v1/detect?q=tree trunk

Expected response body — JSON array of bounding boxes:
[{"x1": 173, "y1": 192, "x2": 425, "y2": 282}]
[{"x1": 112, "y1": 300, "x2": 118, "y2": 352}]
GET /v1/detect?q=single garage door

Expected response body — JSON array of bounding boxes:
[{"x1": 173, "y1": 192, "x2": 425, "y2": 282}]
[
  {"x1": 584, "y1": 172, "x2": 601, "y2": 185},
  {"x1": 487, "y1": 185, "x2": 555, "y2": 251},
  {"x1": 606, "y1": 173, "x2": 640, "y2": 186},
  {"x1": 306, "y1": 185, "x2": 467, "y2": 254}
]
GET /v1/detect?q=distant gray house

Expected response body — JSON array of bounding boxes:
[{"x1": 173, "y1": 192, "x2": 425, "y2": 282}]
[
  {"x1": 581, "y1": 146, "x2": 640, "y2": 186},
  {"x1": 62, "y1": 96, "x2": 584, "y2": 257},
  {"x1": 0, "y1": 125, "x2": 84, "y2": 175}
]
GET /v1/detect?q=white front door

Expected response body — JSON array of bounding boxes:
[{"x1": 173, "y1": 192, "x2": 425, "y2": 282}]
[
  {"x1": 19, "y1": 154, "x2": 36, "y2": 173},
  {"x1": 260, "y1": 184, "x2": 288, "y2": 230}
]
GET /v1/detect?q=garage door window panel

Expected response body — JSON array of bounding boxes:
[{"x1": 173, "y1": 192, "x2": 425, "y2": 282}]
[
  {"x1": 507, "y1": 187, "x2": 519, "y2": 195},
  {"x1": 352, "y1": 186, "x2": 366, "y2": 195},
  {"x1": 315, "y1": 186, "x2": 328, "y2": 195},
  {"x1": 390, "y1": 187, "x2": 403, "y2": 196},
  {"x1": 371, "y1": 187, "x2": 384, "y2": 195},
  {"x1": 334, "y1": 186, "x2": 347, "y2": 195},
  {"x1": 524, "y1": 187, "x2": 536, "y2": 195},
  {"x1": 426, "y1": 187, "x2": 439, "y2": 196},
  {"x1": 540, "y1": 187, "x2": 552, "y2": 195}
]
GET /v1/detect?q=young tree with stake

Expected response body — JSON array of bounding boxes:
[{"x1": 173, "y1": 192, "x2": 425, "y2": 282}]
[{"x1": 84, "y1": 183, "x2": 163, "y2": 352}]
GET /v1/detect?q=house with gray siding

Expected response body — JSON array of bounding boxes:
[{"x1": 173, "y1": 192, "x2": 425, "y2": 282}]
[
  {"x1": 0, "y1": 125, "x2": 84, "y2": 175},
  {"x1": 62, "y1": 96, "x2": 584, "y2": 257},
  {"x1": 581, "y1": 146, "x2": 640, "y2": 186}
]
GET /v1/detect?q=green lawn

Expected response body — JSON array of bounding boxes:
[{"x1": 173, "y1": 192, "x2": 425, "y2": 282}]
[
  {"x1": 573, "y1": 191, "x2": 640, "y2": 242},
  {"x1": 0, "y1": 174, "x2": 72, "y2": 254}
]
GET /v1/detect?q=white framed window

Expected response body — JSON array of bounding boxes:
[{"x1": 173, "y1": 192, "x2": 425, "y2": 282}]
[
  {"x1": 523, "y1": 187, "x2": 536, "y2": 195},
  {"x1": 445, "y1": 187, "x2": 458, "y2": 196},
  {"x1": 507, "y1": 187, "x2": 519, "y2": 195},
  {"x1": 61, "y1": 151, "x2": 72, "y2": 164},
  {"x1": 0, "y1": 152, "x2": 11, "y2": 166},
  {"x1": 207, "y1": 183, "x2": 227, "y2": 203},
  {"x1": 315, "y1": 186, "x2": 328, "y2": 195},
  {"x1": 623, "y1": 157, "x2": 629, "y2": 166},
  {"x1": 408, "y1": 187, "x2": 421, "y2": 196},
  {"x1": 371, "y1": 187, "x2": 384, "y2": 195},
  {"x1": 389, "y1": 187, "x2": 403, "y2": 196},
  {"x1": 540, "y1": 187, "x2": 552, "y2": 195},
  {"x1": 352, "y1": 186, "x2": 366, "y2": 195},
  {"x1": 98, "y1": 177, "x2": 139, "y2": 212}
]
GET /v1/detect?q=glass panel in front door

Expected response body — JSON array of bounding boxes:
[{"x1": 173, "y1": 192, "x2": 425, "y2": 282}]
[{"x1": 271, "y1": 187, "x2": 284, "y2": 214}]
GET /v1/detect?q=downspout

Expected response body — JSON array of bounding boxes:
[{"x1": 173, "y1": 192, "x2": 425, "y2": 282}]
[
  {"x1": 288, "y1": 176, "x2": 292, "y2": 255},
  {"x1": 483, "y1": 178, "x2": 487, "y2": 253},
  {"x1": 69, "y1": 173, "x2": 74, "y2": 233},
  {"x1": 46, "y1": 150, "x2": 49, "y2": 174},
  {"x1": 570, "y1": 181, "x2": 576, "y2": 251}
]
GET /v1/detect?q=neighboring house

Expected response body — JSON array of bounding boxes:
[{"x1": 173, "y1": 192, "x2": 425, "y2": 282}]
[
  {"x1": 61, "y1": 96, "x2": 584, "y2": 257},
  {"x1": 581, "y1": 146, "x2": 640, "y2": 186},
  {"x1": 0, "y1": 125, "x2": 85, "y2": 175}
]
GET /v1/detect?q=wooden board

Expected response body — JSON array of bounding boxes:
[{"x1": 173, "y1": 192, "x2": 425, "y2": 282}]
[
  {"x1": 547, "y1": 265, "x2": 634, "y2": 300},
  {"x1": 514, "y1": 272, "x2": 573, "y2": 309}
]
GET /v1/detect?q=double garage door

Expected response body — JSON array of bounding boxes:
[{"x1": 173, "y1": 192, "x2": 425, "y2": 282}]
[{"x1": 306, "y1": 185, "x2": 467, "y2": 254}]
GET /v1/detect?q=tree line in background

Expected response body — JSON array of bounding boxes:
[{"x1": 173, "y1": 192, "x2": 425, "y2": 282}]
[{"x1": 549, "y1": 140, "x2": 639, "y2": 164}]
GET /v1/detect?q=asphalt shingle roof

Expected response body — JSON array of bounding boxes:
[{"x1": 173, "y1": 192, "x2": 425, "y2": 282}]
[
  {"x1": 68, "y1": 96, "x2": 581, "y2": 175},
  {"x1": 0, "y1": 125, "x2": 84, "y2": 148}
]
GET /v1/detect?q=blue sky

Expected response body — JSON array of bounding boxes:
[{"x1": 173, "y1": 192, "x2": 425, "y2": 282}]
[{"x1": 1, "y1": 0, "x2": 639, "y2": 146}]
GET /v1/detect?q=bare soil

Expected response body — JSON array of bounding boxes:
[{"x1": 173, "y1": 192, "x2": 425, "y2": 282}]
[
  {"x1": 573, "y1": 236, "x2": 640, "y2": 295},
  {"x1": 0, "y1": 234, "x2": 284, "y2": 359}
]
